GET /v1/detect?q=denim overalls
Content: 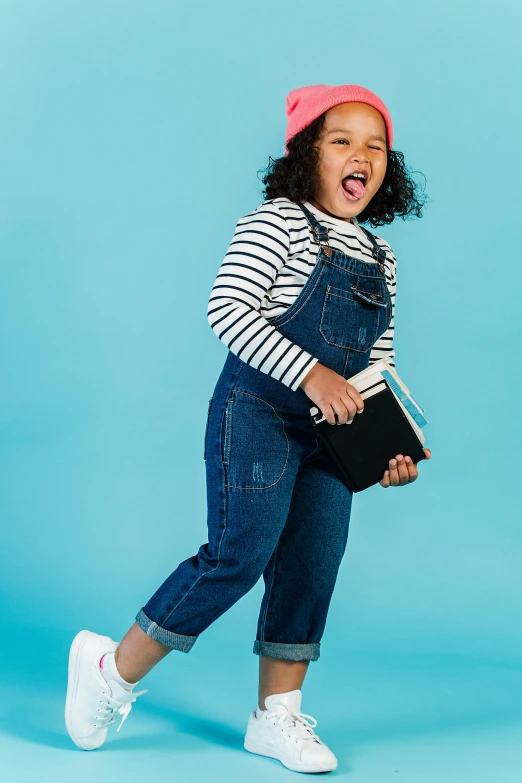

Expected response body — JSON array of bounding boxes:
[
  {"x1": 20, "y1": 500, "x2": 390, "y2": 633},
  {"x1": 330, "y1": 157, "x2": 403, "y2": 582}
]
[{"x1": 136, "y1": 203, "x2": 392, "y2": 662}]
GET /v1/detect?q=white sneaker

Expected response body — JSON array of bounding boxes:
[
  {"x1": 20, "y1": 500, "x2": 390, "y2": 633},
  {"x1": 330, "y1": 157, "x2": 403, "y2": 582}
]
[
  {"x1": 244, "y1": 689, "x2": 338, "y2": 773},
  {"x1": 65, "y1": 629, "x2": 148, "y2": 750}
]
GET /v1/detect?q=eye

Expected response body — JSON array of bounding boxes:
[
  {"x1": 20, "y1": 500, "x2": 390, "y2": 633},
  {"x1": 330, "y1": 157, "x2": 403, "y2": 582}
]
[
  {"x1": 369, "y1": 146, "x2": 384, "y2": 151},
  {"x1": 333, "y1": 139, "x2": 349, "y2": 145}
]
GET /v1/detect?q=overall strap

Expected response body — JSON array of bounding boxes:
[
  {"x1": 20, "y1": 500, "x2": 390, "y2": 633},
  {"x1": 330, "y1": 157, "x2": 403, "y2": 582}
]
[
  {"x1": 298, "y1": 203, "x2": 333, "y2": 257},
  {"x1": 299, "y1": 203, "x2": 387, "y2": 270},
  {"x1": 356, "y1": 223, "x2": 388, "y2": 271}
]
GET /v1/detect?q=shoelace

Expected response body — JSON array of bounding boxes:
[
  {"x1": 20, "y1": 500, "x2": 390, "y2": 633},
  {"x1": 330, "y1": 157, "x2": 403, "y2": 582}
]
[
  {"x1": 270, "y1": 708, "x2": 321, "y2": 743},
  {"x1": 96, "y1": 687, "x2": 148, "y2": 732}
]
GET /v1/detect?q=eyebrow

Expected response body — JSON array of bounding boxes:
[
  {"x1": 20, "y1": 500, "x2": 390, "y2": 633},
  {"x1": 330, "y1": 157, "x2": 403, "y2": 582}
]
[{"x1": 326, "y1": 128, "x2": 386, "y2": 143}]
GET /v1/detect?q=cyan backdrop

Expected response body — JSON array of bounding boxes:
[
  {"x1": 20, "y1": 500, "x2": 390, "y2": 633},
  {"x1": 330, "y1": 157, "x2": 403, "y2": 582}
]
[{"x1": 1, "y1": 1, "x2": 521, "y2": 781}]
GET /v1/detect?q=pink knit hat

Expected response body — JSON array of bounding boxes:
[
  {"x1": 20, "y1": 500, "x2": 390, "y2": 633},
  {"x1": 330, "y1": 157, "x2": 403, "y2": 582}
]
[{"x1": 284, "y1": 83, "x2": 393, "y2": 155}]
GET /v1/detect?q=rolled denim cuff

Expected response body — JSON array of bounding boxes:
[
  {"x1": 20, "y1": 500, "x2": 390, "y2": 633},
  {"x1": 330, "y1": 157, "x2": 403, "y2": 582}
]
[
  {"x1": 253, "y1": 639, "x2": 320, "y2": 661},
  {"x1": 135, "y1": 608, "x2": 198, "y2": 653}
]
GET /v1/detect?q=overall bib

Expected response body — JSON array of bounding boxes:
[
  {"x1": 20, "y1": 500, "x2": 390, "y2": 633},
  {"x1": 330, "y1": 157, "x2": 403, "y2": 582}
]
[{"x1": 136, "y1": 203, "x2": 392, "y2": 661}]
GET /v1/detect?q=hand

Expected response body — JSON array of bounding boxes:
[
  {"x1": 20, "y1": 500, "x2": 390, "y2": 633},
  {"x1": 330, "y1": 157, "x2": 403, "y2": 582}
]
[
  {"x1": 379, "y1": 448, "x2": 432, "y2": 488},
  {"x1": 299, "y1": 362, "x2": 365, "y2": 425}
]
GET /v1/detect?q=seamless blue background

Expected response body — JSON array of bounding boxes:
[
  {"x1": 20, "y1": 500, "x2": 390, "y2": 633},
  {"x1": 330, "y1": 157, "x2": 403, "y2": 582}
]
[{"x1": 1, "y1": 1, "x2": 522, "y2": 780}]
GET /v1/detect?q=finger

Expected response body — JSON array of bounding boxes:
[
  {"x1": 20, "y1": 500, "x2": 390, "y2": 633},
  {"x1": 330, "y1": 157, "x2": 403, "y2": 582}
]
[
  {"x1": 345, "y1": 383, "x2": 365, "y2": 414},
  {"x1": 394, "y1": 454, "x2": 410, "y2": 485},
  {"x1": 423, "y1": 448, "x2": 432, "y2": 459},
  {"x1": 380, "y1": 469, "x2": 391, "y2": 488},
  {"x1": 329, "y1": 399, "x2": 346, "y2": 425},
  {"x1": 388, "y1": 458, "x2": 400, "y2": 486},
  {"x1": 338, "y1": 392, "x2": 358, "y2": 424},
  {"x1": 403, "y1": 456, "x2": 418, "y2": 481},
  {"x1": 330, "y1": 397, "x2": 354, "y2": 425},
  {"x1": 322, "y1": 403, "x2": 337, "y2": 426}
]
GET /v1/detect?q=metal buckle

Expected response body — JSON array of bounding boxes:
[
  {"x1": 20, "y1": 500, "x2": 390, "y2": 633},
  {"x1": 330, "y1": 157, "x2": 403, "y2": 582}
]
[
  {"x1": 371, "y1": 244, "x2": 386, "y2": 272},
  {"x1": 312, "y1": 227, "x2": 333, "y2": 257}
]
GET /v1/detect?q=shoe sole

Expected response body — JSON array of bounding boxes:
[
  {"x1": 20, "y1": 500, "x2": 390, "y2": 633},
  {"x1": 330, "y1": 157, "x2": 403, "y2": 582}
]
[
  {"x1": 244, "y1": 737, "x2": 338, "y2": 773},
  {"x1": 65, "y1": 629, "x2": 115, "y2": 751}
]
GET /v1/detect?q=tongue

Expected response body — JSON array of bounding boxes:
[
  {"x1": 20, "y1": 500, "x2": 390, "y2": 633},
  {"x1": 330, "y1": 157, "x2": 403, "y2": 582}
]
[{"x1": 342, "y1": 177, "x2": 365, "y2": 200}]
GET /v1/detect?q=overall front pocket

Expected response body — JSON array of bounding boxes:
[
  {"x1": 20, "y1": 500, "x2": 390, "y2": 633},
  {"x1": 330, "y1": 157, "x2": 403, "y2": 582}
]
[{"x1": 319, "y1": 283, "x2": 388, "y2": 352}]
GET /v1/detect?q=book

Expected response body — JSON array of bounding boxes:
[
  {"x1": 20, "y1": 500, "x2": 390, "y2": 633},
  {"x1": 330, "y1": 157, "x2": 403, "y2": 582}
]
[{"x1": 309, "y1": 360, "x2": 428, "y2": 493}]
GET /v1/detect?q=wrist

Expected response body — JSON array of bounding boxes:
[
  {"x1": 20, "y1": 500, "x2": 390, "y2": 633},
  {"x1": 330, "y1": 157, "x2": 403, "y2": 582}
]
[{"x1": 299, "y1": 361, "x2": 322, "y2": 389}]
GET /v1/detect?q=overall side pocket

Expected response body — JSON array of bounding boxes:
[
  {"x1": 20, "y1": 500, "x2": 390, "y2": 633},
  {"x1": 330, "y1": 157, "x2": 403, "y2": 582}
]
[{"x1": 223, "y1": 391, "x2": 289, "y2": 490}]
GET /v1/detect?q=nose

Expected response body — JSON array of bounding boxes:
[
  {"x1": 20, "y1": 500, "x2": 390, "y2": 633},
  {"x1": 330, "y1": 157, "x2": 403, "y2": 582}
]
[{"x1": 349, "y1": 145, "x2": 369, "y2": 163}]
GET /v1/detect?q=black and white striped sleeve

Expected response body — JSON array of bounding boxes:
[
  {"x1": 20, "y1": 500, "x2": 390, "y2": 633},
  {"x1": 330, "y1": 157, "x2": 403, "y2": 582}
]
[
  {"x1": 369, "y1": 247, "x2": 397, "y2": 368},
  {"x1": 207, "y1": 202, "x2": 319, "y2": 391}
]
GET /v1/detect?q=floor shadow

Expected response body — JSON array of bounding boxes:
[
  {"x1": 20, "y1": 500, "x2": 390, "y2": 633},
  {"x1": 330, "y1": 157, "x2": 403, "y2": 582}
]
[
  {"x1": 0, "y1": 622, "x2": 244, "y2": 753},
  {"x1": 3, "y1": 619, "x2": 522, "y2": 761}
]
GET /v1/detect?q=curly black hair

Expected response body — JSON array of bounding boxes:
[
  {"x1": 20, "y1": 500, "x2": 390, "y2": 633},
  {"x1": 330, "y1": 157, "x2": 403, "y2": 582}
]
[{"x1": 257, "y1": 113, "x2": 427, "y2": 227}]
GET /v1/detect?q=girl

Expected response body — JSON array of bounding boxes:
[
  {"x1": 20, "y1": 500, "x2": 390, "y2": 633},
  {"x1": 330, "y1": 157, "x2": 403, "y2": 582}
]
[{"x1": 65, "y1": 83, "x2": 431, "y2": 774}]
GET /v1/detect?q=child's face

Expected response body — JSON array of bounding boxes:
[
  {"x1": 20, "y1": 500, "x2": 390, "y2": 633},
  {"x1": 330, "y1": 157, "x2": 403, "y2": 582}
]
[{"x1": 310, "y1": 102, "x2": 388, "y2": 222}]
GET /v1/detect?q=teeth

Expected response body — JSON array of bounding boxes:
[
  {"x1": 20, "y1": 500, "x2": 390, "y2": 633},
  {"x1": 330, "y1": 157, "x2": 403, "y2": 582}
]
[{"x1": 344, "y1": 172, "x2": 366, "y2": 182}]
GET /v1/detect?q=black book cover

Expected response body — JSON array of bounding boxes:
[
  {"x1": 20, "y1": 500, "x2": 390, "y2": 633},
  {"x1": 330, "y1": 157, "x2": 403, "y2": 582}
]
[{"x1": 310, "y1": 383, "x2": 426, "y2": 492}]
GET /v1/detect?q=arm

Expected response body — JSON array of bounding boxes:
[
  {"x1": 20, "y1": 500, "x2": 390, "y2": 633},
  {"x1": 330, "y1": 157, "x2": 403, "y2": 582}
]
[{"x1": 207, "y1": 202, "x2": 319, "y2": 391}]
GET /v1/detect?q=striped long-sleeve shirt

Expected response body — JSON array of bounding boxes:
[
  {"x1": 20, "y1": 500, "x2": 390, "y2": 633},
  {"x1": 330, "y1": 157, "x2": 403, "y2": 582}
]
[{"x1": 207, "y1": 197, "x2": 397, "y2": 392}]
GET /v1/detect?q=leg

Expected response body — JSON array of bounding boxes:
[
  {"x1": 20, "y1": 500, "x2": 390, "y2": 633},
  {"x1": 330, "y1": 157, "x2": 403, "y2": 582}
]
[
  {"x1": 258, "y1": 655, "x2": 309, "y2": 710},
  {"x1": 132, "y1": 387, "x2": 300, "y2": 661},
  {"x1": 255, "y1": 444, "x2": 352, "y2": 693},
  {"x1": 114, "y1": 623, "x2": 172, "y2": 682},
  {"x1": 247, "y1": 451, "x2": 347, "y2": 777}
]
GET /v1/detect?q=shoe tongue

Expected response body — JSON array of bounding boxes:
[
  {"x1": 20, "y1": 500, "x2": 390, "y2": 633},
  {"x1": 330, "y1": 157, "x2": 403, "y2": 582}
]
[{"x1": 265, "y1": 689, "x2": 302, "y2": 714}]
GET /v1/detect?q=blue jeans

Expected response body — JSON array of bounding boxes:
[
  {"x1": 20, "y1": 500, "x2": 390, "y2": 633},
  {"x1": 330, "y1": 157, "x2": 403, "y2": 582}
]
[{"x1": 135, "y1": 203, "x2": 392, "y2": 662}]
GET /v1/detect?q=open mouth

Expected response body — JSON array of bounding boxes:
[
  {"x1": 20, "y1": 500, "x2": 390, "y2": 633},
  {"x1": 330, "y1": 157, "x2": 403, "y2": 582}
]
[{"x1": 341, "y1": 172, "x2": 367, "y2": 201}]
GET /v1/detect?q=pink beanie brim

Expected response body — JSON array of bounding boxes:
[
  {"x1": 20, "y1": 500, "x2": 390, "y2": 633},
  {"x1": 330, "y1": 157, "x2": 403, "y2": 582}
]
[{"x1": 285, "y1": 83, "x2": 393, "y2": 154}]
